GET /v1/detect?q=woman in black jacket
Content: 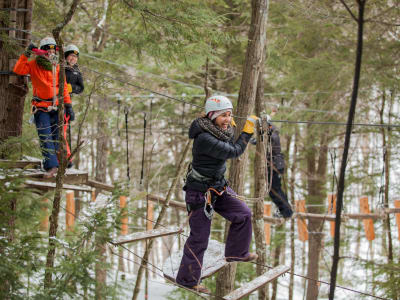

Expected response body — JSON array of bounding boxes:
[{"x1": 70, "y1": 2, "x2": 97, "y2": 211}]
[
  {"x1": 175, "y1": 95, "x2": 259, "y2": 294},
  {"x1": 64, "y1": 44, "x2": 84, "y2": 95}
]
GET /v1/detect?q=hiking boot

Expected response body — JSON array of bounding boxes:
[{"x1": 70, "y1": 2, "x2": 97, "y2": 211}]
[
  {"x1": 43, "y1": 167, "x2": 58, "y2": 178},
  {"x1": 274, "y1": 208, "x2": 293, "y2": 219},
  {"x1": 242, "y1": 252, "x2": 258, "y2": 262},
  {"x1": 226, "y1": 252, "x2": 258, "y2": 262},
  {"x1": 189, "y1": 285, "x2": 211, "y2": 294}
]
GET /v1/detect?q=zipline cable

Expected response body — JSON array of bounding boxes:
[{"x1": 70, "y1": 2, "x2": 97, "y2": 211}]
[{"x1": 81, "y1": 65, "x2": 400, "y2": 129}]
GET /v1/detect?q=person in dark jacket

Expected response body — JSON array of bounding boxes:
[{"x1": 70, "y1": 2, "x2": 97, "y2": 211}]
[
  {"x1": 265, "y1": 113, "x2": 293, "y2": 218},
  {"x1": 64, "y1": 44, "x2": 84, "y2": 95},
  {"x1": 175, "y1": 95, "x2": 259, "y2": 294}
]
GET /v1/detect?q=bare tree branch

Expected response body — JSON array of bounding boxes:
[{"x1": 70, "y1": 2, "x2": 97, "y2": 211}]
[{"x1": 338, "y1": 0, "x2": 358, "y2": 22}]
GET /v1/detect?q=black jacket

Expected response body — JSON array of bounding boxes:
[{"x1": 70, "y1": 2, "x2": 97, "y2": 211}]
[
  {"x1": 65, "y1": 65, "x2": 84, "y2": 95},
  {"x1": 185, "y1": 118, "x2": 252, "y2": 192}
]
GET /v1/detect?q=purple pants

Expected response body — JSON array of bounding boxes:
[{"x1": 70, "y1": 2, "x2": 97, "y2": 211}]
[{"x1": 176, "y1": 187, "x2": 252, "y2": 287}]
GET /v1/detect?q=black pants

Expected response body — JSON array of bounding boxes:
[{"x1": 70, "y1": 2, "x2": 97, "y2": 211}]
[{"x1": 267, "y1": 168, "x2": 293, "y2": 218}]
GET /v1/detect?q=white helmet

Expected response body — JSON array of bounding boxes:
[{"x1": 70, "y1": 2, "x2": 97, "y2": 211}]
[
  {"x1": 39, "y1": 37, "x2": 57, "y2": 50},
  {"x1": 205, "y1": 95, "x2": 233, "y2": 114},
  {"x1": 64, "y1": 44, "x2": 79, "y2": 57}
]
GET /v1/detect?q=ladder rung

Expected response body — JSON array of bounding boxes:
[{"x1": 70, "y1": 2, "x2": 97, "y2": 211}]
[
  {"x1": 114, "y1": 227, "x2": 182, "y2": 245},
  {"x1": 223, "y1": 265, "x2": 290, "y2": 300}
]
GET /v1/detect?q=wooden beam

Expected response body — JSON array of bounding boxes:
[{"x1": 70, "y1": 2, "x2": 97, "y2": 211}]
[
  {"x1": 25, "y1": 180, "x2": 92, "y2": 192},
  {"x1": 222, "y1": 265, "x2": 290, "y2": 300},
  {"x1": 66, "y1": 191, "x2": 75, "y2": 231},
  {"x1": 86, "y1": 179, "x2": 114, "y2": 192},
  {"x1": 113, "y1": 227, "x2": 183, "y2": 245},
  {"x1": 0, "y1": 159, "x2": 41, "y2": 169},
  {"x1": 23, "y1": 168, "x2": 88, "y2": 185},
  {"x1": 344, "y1": 213, "x2": 383, "y2": 220},
  {"x1": 296, "y1": 200, "x2": 308, "y2": 242},
  {"x1": 147, "y1": 194, "x2": 186, "y2": 210},
  {"x1": 394, "y1": 200, "x2": 400, "y2": 241},
  {"x1": 359, "y1": 196, "x2": 375, "y2": 241},
  {"x1": 264, "y1": 204, "x2": 271, "y2": 245}
]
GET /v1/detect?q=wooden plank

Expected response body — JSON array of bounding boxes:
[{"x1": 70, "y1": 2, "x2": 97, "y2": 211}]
[
  {"x1": 40, "y1": 198, "x2": 49, "y2": 232},
  {"x1": 328, "y1": 194, "x2": 336, "y2": 237},
  {"x1": 296, "y1": 212, "x2": 336, "y2": 221},
  {"x1": 86, "y1": 179, "x2": 114, "y2": 192},
  {"x1": 66, "y1": 191, "x2": 75, "y2": 231},
  {"x1": 22, "y1": 168, "x2": 89, "y2": 185},
  {"x1": 359, "y1": 196, "x2": 375, "y2": 241},
  {"x1": 0, "y1": 159, "x2": 41, "y2": 169},
  {"x1": 296, "y1": 200, "x2": 308, "y2": 241},
  {"x1": 25, "y1": 180, "x2": 92, "y2": 192},
  {"x1": 344, "y1": 213, "x2": 383, "y2": 220},
  {"x1": 147, "y1": 200, "x2": 154, "y2": 231},
  {"x1": 114, "y1": 227, "x2": 183, "y2": 245},
  {"x1": 264, "y1": 203, "x2": 271, "y2": 245},
  {"x1": 163, "y1": 239, "x2": 228, "y2": 281},
  {"x1": 222, "y1": 265, "x2": 290, "y2": 300},
  {"x1": 395, "y1": 200, "x2": 400, "y2": 241},
  {"x1": 147, "y1": 194, "x2": 186, "y2": 210}
]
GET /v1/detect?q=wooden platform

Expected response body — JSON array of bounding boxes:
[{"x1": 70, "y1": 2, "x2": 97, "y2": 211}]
[
  {"x1": 113, "y1": 227, "x2": 183, "y2": 245},
  {"x1": 163, "y1": 239, "x2": 229, "y2": 281},
  {"x1": 25, "y1": 180, "x2": 92, "y2": 192},
  {"x1": 223, "y1": 265, "x2": 290, "y2": 300}
]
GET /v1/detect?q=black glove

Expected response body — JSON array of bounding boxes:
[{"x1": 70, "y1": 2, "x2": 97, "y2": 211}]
[
  {"x1": 64, "y1": 104, "x2": 75, "y2": 121},
  {"x1": 25, "y1": 43, "x2": 37, "y2": 57},
  {"x1": 249, "y1": 137, "x2": 257, "y2": 145}
]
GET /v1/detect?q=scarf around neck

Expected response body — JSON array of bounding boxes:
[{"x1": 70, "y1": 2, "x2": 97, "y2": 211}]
[
  {"x1": 36, "y1": 56, "x2": 53, "y2": 71},
  {"x1": 197, "y1": 117, "x2": 234, "y2": 142}
]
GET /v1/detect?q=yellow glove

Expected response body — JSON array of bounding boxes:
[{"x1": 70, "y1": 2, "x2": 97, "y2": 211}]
[
  {"x1": 231, "y1": 117, "x2": 236, "y2": 127},
  {"x1": 67, "y1": 83, "x2": 72, "y2": 93},
  {"x1": 242, "y1": 115, "x2": 259, "y2": 134}
]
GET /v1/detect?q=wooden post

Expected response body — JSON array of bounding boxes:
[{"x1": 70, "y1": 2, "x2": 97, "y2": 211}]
[
  {"x1": 359, "y1": 196, "x2": 375, "y2": 241},
  {"x1": 328, "y1": 194, "x2": 337, "y2": 237},
  {"x1": 91, "y1": 189, "x2": 96, "y2": 202},
  {"x1": 66, "y1": 191, "x2": 75, "y2": 231},
  {"x1": 264, "y1": 203, "x2": 271, "y2": 245},
  {"x1": 40, "y1": 198, "x2": 49, "y2": 231},
  {"x1": 296, "y1": 200, "x2": 308, "y2": 242},
  {"x1": 395, "y1": 200, "x2": 400, "y2": 241},
  {"x1": 146, "y1": 202, "x2": 154, "y2": 231},
  {"x1": 120, "y1": 195, "x2": 128, "y2": 235}
]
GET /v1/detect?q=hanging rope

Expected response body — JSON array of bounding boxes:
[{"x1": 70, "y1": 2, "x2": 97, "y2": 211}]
[
  {"x1": 140, "y1": 113, "x2": 147, "y2": 185},
  {"x1": 378, "y1": 146, "x2": 386, "y2": 209},
  {"x1": 117, "y1": 99, "x2": 121, "y2": 137},
  {"x1": 124, "y1": 106, "x2": 130, "y2": 181}
]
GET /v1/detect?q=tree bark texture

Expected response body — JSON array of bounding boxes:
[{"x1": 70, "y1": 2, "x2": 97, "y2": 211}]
[
  {"x1": 216, "y1": 0, "x2": 269, "y2": 297},
  {"x1": 0, "y1": 0, "x2": 32, "y2": 144},
  {"x1": 329, "y1": 2, "x2": 366, "y2": 299},
  {"x1": 95, "y1": 97, "x2": 110, "y2": 299},
  {"x1": 252, "y1": 62, "x2": 268, "y2": 300},
  {"x1": 44, "y1": 0, "x2": 81, "y2": 289},
  {"x1": 305, "y1": 129, "x2": 328, "y2": 300}
]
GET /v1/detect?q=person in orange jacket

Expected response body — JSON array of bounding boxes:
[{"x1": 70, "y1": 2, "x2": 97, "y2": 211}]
[{"x1": 13, "y1": 37, "x2": 74, "y2": 178}]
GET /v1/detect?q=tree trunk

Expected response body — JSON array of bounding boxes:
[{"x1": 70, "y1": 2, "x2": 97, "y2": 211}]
[
  {"x1": 252, "y1": 60, "x2": 268, "y2": 300},
  {"x1": 329, "y1": 2, "x2": 366, "y2": 299},
  {"x1": 216, "y1": 0, "x2": 269, "y2": 296},
  {"x1": 305, "y1": 130, "x2": 328, "y2": 300},
  {"x1": 95, "y1": 97, "x2": 110, "y2": 299}
]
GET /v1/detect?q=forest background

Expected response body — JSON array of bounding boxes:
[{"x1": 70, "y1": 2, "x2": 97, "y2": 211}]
[{"x1": 0, "y1": 0, "x2": 399, "y2": 299}]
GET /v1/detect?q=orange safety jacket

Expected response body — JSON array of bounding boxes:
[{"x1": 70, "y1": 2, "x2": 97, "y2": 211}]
[{"x1": 13, "y1": 54, "x2": 71, "y2": 108}]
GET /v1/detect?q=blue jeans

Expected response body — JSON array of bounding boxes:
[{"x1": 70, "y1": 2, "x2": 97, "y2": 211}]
[{"x1": 34, "y1": 110, "x2": 59, "y2": 170}]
